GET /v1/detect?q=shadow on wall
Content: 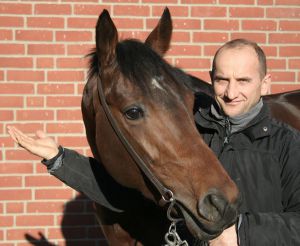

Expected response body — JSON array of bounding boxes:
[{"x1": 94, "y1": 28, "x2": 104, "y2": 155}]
[{"x1": 24, "y1": 194, "x2": 108, "y2": 246}]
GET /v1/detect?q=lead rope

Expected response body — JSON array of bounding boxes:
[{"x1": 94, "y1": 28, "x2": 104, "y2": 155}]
[{"x1": 163, "y1": 192, "x2": 189, "y2": 246}]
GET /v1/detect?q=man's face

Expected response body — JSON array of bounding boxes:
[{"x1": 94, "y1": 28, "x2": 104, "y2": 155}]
[{"x1": 211, "y1": 46, "x2": 271, "y2": 117}]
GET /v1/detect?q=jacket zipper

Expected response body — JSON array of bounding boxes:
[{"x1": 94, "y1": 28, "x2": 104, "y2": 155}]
[{"x1": 223, "y1": 117, "x2": 231, "y2": 145}]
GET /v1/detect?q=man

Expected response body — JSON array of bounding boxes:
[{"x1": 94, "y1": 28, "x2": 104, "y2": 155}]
[{"x1": 8, "y1": 39, "x2": 300, "y2": 245}]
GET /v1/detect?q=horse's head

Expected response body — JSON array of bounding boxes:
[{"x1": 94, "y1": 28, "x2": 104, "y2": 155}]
[{"x1": 87, "y1": 8, "x2": 240, "y2": 240}]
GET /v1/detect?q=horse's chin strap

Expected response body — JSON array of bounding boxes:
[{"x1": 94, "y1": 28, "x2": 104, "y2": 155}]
[{"x1": 97, "y1": 75, "x2": 188, "y2": 245}]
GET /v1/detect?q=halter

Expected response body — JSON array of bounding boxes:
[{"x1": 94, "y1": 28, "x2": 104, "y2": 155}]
[{"x1": 97, "y1": 75, "x2": 189, "y2": 246}]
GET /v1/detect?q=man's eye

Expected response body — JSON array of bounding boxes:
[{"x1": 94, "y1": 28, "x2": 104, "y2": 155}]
[{"x1": 124, "y1": 107, "x2": 144, "y2": 120}]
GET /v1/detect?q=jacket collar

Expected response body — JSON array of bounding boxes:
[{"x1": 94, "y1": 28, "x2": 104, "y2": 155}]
[{"x1": 194, "y1": 94, "x2": 272, "y2": 141}]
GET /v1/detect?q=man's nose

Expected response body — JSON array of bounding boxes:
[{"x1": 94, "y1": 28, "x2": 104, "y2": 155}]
[{"x1": 224, "y1": 81, "x2": 238, "y2": 99}]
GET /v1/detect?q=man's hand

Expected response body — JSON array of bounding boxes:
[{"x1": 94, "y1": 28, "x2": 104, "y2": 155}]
[
  {"x1": 209, "y1": 225, "x2": 238, "y2": 246},
  {"x1": 7, "y1": 126, "x2": 59, "y2": 160}
]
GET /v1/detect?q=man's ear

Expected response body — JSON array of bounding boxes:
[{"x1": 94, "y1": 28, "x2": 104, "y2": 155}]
[
  {"x1": 261, "y1": 73, "x2": 271, "y2": 95},
  {"x1": 209, "y1": 70, "x2": 214, "y2": 83}
]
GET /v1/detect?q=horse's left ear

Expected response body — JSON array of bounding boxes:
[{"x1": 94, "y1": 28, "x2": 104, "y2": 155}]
[
  {"x1": 145, "y1": 7, "x2": 172, "y2": 56},
  {"x1": 96, "y1": 9, "x2": 118, "y2": 68}
]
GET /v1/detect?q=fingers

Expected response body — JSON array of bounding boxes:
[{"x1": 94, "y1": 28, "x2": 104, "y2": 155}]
[
  {"x1": 36, "y1": 130, "x2": 47, "y2": 139},
  {"x1": 7, "y1": 126, "x2": 34, "y2": 148}
]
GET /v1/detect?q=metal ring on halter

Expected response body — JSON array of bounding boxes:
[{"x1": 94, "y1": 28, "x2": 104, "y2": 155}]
[{"x1": 162, "y1": 189, "x2": 174, "y2": 203}]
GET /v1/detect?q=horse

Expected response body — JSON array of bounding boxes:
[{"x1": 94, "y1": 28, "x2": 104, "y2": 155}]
[{"x1": 81, "y1": 8, "x2": 241, "y2": 246}]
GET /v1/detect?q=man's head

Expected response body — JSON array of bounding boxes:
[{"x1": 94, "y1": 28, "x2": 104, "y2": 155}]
[{"x1": 210, "y1": 39, "x2": 271, "y2": 117}]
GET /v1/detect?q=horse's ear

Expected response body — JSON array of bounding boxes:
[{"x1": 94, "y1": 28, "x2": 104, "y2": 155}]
[
  {"x1": 145, "y1": 7, "x2": 172, "y2": 56},
  {"x1": 96, "y1": 9, "x2": 118, "y2": 68}
]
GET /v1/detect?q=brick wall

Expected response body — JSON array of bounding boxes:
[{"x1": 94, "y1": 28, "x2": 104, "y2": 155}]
[{"x1": 1, "y1": 0, "x2": 299, "y2": 245}]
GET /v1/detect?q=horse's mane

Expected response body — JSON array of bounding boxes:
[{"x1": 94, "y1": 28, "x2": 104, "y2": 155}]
[{"x1": 87, "y1": 38, "x2": 213, "y2": 100}]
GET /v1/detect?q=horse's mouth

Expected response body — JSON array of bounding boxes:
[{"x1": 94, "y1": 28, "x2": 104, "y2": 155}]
[{"x1": 174, "y1": 202, "x2": 233, "y2": 241}]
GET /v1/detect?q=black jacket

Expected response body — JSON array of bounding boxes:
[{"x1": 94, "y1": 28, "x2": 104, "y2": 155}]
[{"x1": 194, "y1": 94, "x2": 300, "y2": 246}]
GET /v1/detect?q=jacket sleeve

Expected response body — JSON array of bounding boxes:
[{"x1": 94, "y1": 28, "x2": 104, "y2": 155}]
[
  {"x1": 44, "y1": 147, "x2": 122, "y2": 212},
  {"x1": 238, "y1": 132, "x2": 300, "y2": 246}
]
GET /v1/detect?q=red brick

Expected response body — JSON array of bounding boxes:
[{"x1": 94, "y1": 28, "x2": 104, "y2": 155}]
[
  {"x1": 16, "y1": 110, "x2": 54, "y2": 121},
  {"x1": 27, "y1": 17, "x2": 64, "y2": 28},
  {"x1": 0, "y1": 216, "x2": 13, "y2": 226},
  {"x1": 5, "y1": 149, "x2": 41, "y2": 161},
  {"x1": 267, "y1": 7, "x2": 300, "y2": 18},
  {"x1": 168, "y1": 45, "x2": 201, "y2": 56},
  {"x1": 48, "y1": 227, "x2": 87, "y2": 240},
  {"x1": 0, "y1": 3, "x2": 32, "y2": 15},
  {"x1": 63, "y1": 0, "x2": 98, "y2": 2},
  {"x1": 289, "y1": 59, "x2": 300, "y2": 69},
  {"x1": 0, "y1": 44, "x2": 24, "y2": 54},
  {"x1": 276, "y1": 0, "x2": 300, "y2": 5},
  {"x1": 16, "y1": 30, "x2": 53, "y2": 41},
  {"x1": 0, "y1": 189, "x2": 31, "y2": 201},
  {"x1": 6, "y1": 203, "x2": 24, "y2": 213},
  {"x1": 0, "y1": 96, "x2": 23, "y2": 108},
  {"x1": 204, "y1": 20, "x2": 239, "y2": 30},
  {"x1": 113, "y1": 5, "x2": 150, "y2": 16},
  {"x1": 142, "y1": 0, "x2": 177, "y2": 3},
  {"x1": 152, "y1": 5, "x2": 189, "y2": 17},
  {"x1": 0, "y1": 111, "x2": 14, "y2": 121},
  {"x1": 171, "y1": 31, "x2": 191, "y2": 42},
  {"x1": 56, "y1": 31, "x2": 92, "y2": 42},
  {"x1": 230, "y1": 7, "x2": 264, "y2": 18},
  {"x1": 47, "y1": 71, "x2": 85, "y2": 82},
  {"x1": 271, "y1": 72, "x2": 296, "y2": 82},
  {"x1": 67, "y1": 44, "x2": 94, "y2": 55},
  {"x1": 26, "y1": 96, "x2": 45, "y2": 107},
  {"x1": 0, "y1": 70, "x2": 3, "y2": 80},
  {"x1": 7, "y1": 229, "x2": 46, "y2": 241},
  {"x1": 36, "y1": 58, "x2": 54, "y2": 68},
  {"x1": 280, "y1": 46, "x2": 300, "y2": 57},
  {"x1": 74, "y1": 4, "x2": 111, "y2": 15},
  {"x1": 267, "y1": 59, "x2": 286, "y2": 70},
  {"x1": 193, "y1": 32, "x2": 229, "y2": 43},
  {"x1": 37, "y1": 84, "x2": 75, "y2": 94},
  {"x1": 57, "y1": 58, "x2": 87, "y2": 69},
  {"x1": 16, "y1": 215, "x2": 54, "y2": 226},
  {"x1": 7, "y1": 70, "x2": 44, "y2": 82},
  {"x1": 270, "y1": 33, "x2": 300, "y2": 44},
  {"x1": 271, "y1": 84, "x2": 300, "y2": 93},
  {"x1": 0, "y1": 136, "x2": 14, "y2": 147},
  {"x1": 34, "y1": 4, "x2": 71, "y2": 15},
  {"x1": 27, "y1": 201, "x2": 65, "y2": 213},
  {"x1": 0, "y1": 83, "x2": 34, "y2": 94},
  {"x1": 242, "y1": 20, "x2": 276, "y2": 31},
  {"x1": 172, "y1": 19, "x2": 201, "y2": 30},
  {"x1": 0, "y1": 16, "x2": 24, "y2": 27},
  {"x1": 46, "y1": 123, "x2": 84, "y2": 134},
  {"x1": 175, "y1": 58, "x2": 211, "y2": 69},
  {"x1": 57, "y1": 109, "x2": 83, "y2": 120},
  {"x1": 28, "y1": 44, "x2": 65, "y2": 55},
  {"x1": 231, "y1": 33, "x2": 266, "y2": 43},
  {"x1": 25, "y1": 176, "x2": 63, "y2": 187},
  {"x1": 261, "y1": 46, "x2": 278, "y2": 57},
  {"x1": 279, "y1": 21, "x2": 300, "y2": 31},
  {"x1": 67, "y1": 17, "x2": 97, "y2": 29},
  {"x1": 191, "y1": 6, "x2": 226, "y2": 17},
  {"x1": 0, "y1": 163, "x2": 33, "y2": 174},
  {"x1": 6, "y1": 123, "x2": 43, "y2": 134},
  {"x1": 47, "y1": 96, "x2": 82, "y2": 107},
  {"x1": 57, "y1": 136, "x2": 88, "y2": 147},
  {"x1": 0, "y1": 57, "x2": 33, "y2": 68},
  {"x1": 0, "y1": 30, "x2": 12, "y2": 40},
  {"x1": 0, "y1": 176, "x2": 22, "y2": 187},
  {"x1": 258, "y1": 0, "x2": 273, "y2": 4},
  {"x1": 178, "y1": 0, "x2": 215, "y2": 2},
  {"x1": 220, "y1": 0, "x2": 254, "y2": 3},
  {"x1": 35, "y1": 188, "x2": 74, "y2": 200}
]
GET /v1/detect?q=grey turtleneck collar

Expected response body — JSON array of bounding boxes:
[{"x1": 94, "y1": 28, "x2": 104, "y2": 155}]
[{"x1": 211, "y1": 98, "x2": 264, "y2": 134}]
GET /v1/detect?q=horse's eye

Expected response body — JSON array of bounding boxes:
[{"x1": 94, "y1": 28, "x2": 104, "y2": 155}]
[{"x1": 124, "y1": 107, "x2": 144, "y2": 120}]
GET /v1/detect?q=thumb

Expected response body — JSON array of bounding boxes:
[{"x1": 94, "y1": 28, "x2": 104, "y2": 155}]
[{"x1": 36, "y1": 130, "x2": 47, "y2": 139}]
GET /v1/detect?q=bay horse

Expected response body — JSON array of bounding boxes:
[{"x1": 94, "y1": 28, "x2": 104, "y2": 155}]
[{"x1": 81, "y1": 8, "x2": 240, "y2": 246}]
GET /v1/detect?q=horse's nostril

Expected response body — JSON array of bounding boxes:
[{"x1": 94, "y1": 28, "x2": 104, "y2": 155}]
[{"x1": 198, "y1": 193, "x2": 227, "y2": 222}]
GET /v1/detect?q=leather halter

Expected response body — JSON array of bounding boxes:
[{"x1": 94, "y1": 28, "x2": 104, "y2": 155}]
[{"x1": 96, "y1": 75, "x2": 174, "y2": 203}]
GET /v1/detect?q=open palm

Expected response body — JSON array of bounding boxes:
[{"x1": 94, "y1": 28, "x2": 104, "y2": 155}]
[{"x1": 7, "y1": 126, "x2": 59, "y2": 160}]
